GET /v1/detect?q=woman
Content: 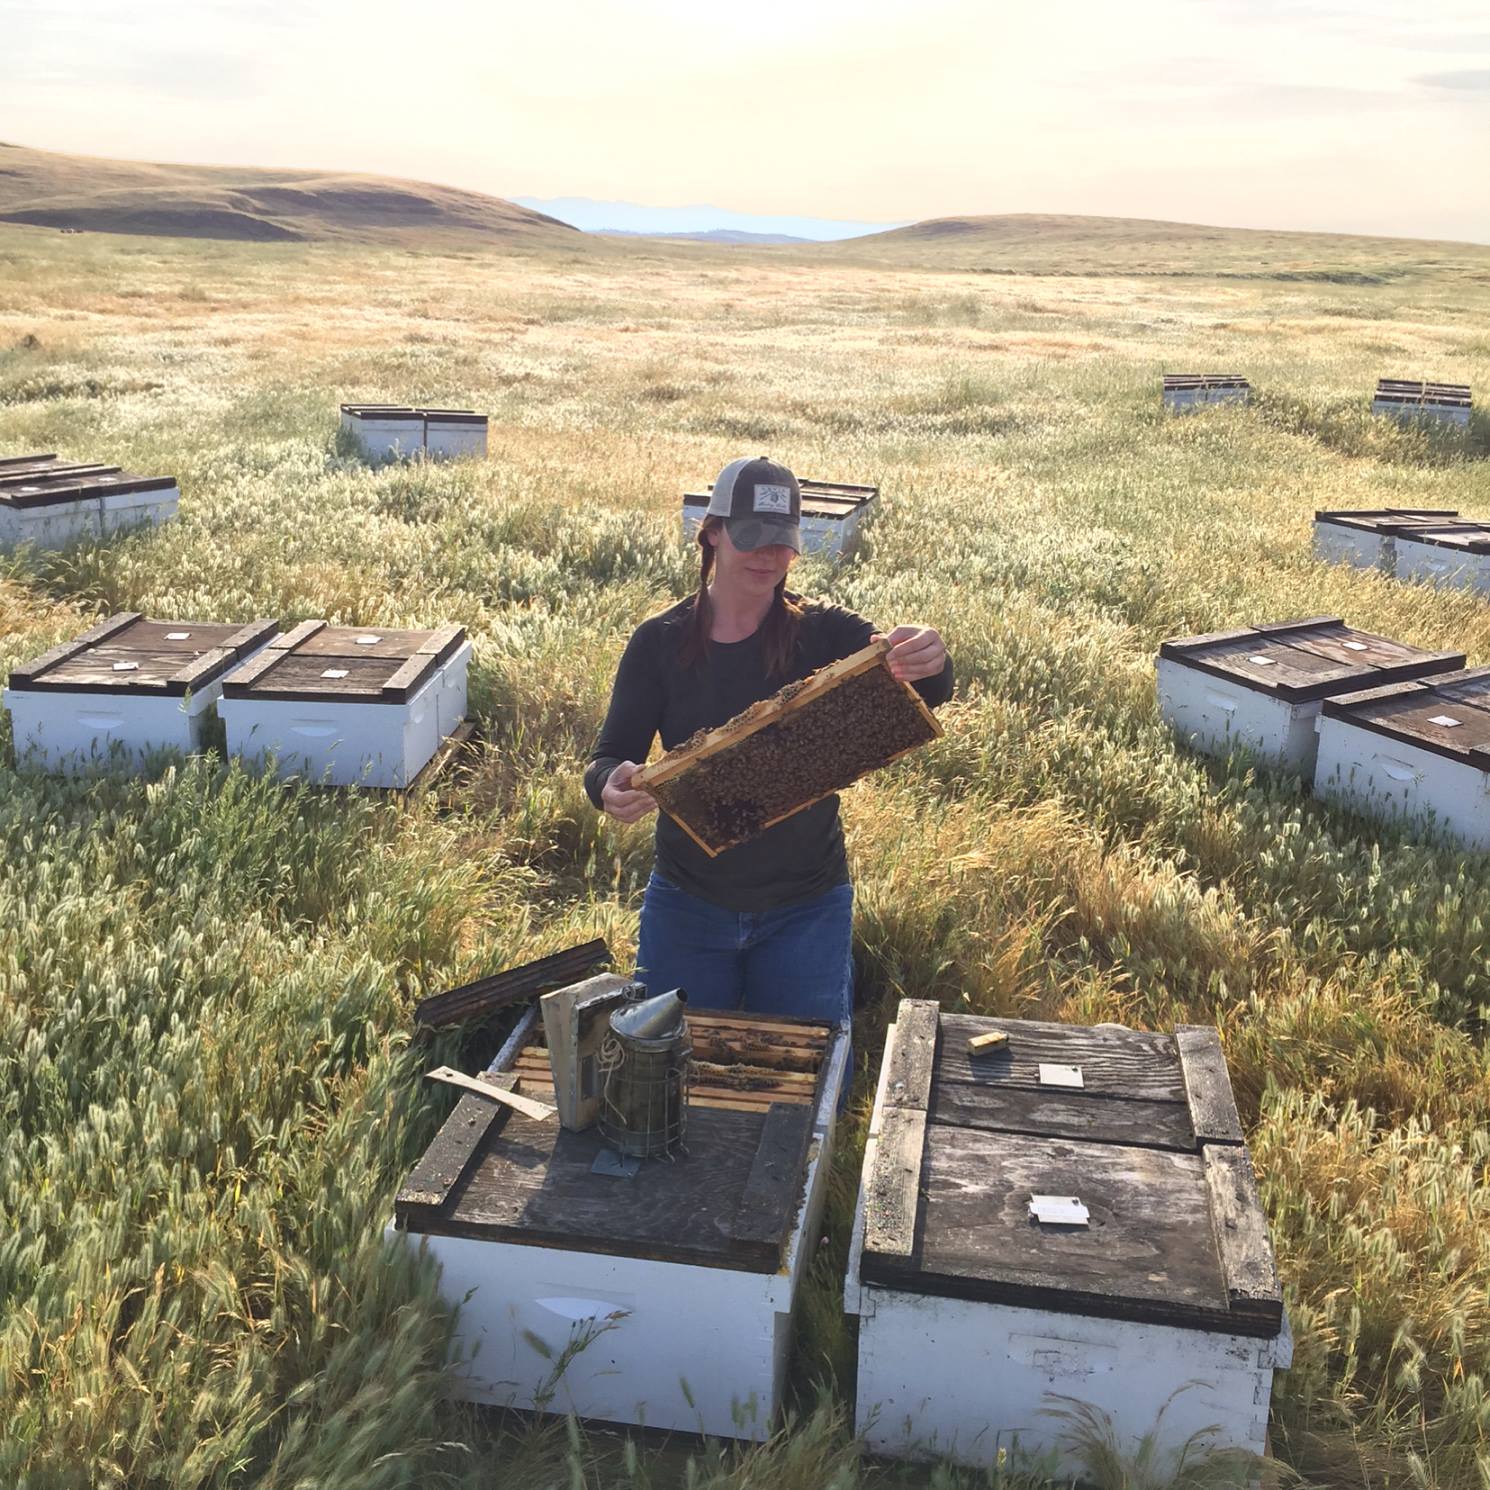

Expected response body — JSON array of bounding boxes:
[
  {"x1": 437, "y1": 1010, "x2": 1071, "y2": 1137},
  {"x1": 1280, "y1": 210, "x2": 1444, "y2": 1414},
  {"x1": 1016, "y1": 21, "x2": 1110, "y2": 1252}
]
[{"x1": 584, "y1": 457, "x2": 953, "y2": 1026}]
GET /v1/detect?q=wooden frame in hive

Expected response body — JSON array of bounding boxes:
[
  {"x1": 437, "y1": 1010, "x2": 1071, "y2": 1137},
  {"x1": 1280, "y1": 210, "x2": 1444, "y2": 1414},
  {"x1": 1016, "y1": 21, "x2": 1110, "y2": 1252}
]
[{"x1": 634, "y1": 640, "x2": 943, "y2": 857}]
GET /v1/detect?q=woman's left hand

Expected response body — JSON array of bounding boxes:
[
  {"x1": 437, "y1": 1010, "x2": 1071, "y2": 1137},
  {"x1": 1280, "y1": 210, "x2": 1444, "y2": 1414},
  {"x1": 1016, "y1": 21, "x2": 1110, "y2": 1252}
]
[{"x1": 873, "y1": 625, "x2": 947, "y2": 683}]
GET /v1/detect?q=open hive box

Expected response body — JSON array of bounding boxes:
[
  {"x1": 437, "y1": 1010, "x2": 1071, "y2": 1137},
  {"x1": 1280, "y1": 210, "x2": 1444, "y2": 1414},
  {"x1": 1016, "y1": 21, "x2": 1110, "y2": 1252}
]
[
  {"x1": 0, "y1": 452, "x2": 179, "y2": 550},
  {"x1": 388, "y1": 1000, "x2": 848, "y2": 1438},
  {"x1": 1161, "y1": 373, "x2": 1251, "y2": 411},
  {"x1": 1316, "y1": 666, "x2": 1490, "y2": 849},
  {"x1": 636, "y1": 640, "x2": 942, "y2": 856},
  {"x1": 1156, "y1": 616, "x2": 1464, "y2": 776},
  {"x1": 4, "y1": 612, "x2": 276, "y2": 774},
  {"x1": 846, "y1": 1000, "x2": 1290, "y2": 1473},
  {"x1": 1372, "y1": 378, "x2": 1472, "y2": 427},
  {"x1": 682, "y1": 478, "x2": 879, "y2": 558},
  {"x1": 218, "y1": 620, "x2": 471, "y2": 787},
  {"x1": 340, "y1": 403, "x2": 488, "y2": 460},
  {"x1": 1312, "y1": 507, "x2": 1464, "y2": 574}
]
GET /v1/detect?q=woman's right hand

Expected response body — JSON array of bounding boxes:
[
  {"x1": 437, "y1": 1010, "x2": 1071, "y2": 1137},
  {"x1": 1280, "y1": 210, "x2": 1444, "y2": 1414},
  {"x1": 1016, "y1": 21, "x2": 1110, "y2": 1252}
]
[{"x1": 601, "y1": 761, "x2": 658, "y2": 824}]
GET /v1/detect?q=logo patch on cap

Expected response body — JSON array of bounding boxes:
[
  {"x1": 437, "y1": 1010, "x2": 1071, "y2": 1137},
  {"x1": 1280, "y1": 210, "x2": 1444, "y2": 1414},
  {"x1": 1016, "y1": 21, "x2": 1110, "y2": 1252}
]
[{"x1": 753, "y1": 483, "x2": 792, "y2": 514}]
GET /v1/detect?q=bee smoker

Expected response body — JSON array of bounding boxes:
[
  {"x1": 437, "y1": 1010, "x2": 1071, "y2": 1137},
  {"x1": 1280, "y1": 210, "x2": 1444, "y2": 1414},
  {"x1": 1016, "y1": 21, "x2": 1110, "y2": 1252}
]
[{"x1": 598, "y1": 988, "x2": 691, "y2": 1159}]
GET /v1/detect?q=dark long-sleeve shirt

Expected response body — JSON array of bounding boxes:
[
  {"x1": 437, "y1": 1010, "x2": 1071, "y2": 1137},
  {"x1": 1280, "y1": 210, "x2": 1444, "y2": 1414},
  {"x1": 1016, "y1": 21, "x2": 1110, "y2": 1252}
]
[{"x1": 585, "y1": 595, "x2": 954, "y2": 912}]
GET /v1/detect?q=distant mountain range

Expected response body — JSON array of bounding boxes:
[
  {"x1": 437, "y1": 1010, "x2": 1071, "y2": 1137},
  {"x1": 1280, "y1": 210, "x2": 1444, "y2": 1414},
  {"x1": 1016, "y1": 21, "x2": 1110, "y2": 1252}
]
[
  {"x1": 592, "y1": 228, "x2": 812, "y2": 246},
  {"x1": 513, "y1": 195, "x2": 902, "y2": 242}
]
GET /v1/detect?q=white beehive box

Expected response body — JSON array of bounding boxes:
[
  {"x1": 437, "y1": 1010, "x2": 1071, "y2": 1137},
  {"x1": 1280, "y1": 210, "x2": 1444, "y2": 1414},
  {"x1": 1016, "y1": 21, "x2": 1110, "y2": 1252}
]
[
  {"x1": 846, "y1": 1000, "x2": 1291, "y2": 1476},
  {"x1": 4, "y1": 612, "x2": 276, "y2": 774},
  {"x1": 1157, "y1": 616, "x2": 1464, "y2": 776},
  {"x1": 219, "y1": 620, "x2": 471, "y2": 788},
  {"x1": 423, "y1": 408, "x2": 488, "y2": 459},
  {"x1": 1312, "y1": 508, "x2": 1463, "y2": 575},
  {"x1": 1162, "y1": 374, "x2": 1251, "y2": 412},
  {"x1": 1391, "y1": 523, "x2": 1490, "y2": 596},
  {"x1": 0, "y1": 454, "x2": 179, "y2": 550},
  {"x1": 682, "y1": 478, "x2": 879, "y2": 558},
  {"x1": 387, "y1": 1001, "x2": 849, "y2": 1440},
  {"x1": 1372, "y1": 379, "x2": 1472, "y2": 428},
  {"x1": 1315, "y1": 667, "x2": 1490, "y2": 849},
  {"x1": 341, "y1": 404, "x2": 489, "y2": 461},
  {"x1": 340, "y1": 405, "x2": 427, "y2": 461}
]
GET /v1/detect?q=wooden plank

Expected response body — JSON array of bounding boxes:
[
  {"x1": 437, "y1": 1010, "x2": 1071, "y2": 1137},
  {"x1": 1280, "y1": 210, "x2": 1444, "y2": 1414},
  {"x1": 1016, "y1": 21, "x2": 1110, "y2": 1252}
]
[
  {"x1": 687, "y1": 1032, "x2": 822, "y2": 1072},
  {"x1": 433, "y1": 1104, "x2": 782, "y2": 1271},
  {"x1": 1175, "y1": 1026, "x2": 1244, "y2": 1145},
  {"x1": 425, "y1": 1066, "x2": 556, "y2": 1120},
  {"x1": 395, "y1": 1073, "x2": 517, "y2": 1221},
  {"x1": 935, "y1": 1014, "x2": 1186, "y2": 1103},
  {"x1": 863, "y1": 1105, "x2": 927, "y2": 1261},
  {"x1": 866, "y1": 1124, "x2": 1274, "y2": 1335},
  {"x1": 222, "y1": 619, "x2": 281, "y2": 655},
  {"x1": 273, "y1": 619, "x2": 327, "y2": 651},
  {"x1": 414, "y1": 938, "x2": 611, "y2": 1028},
  {"x1": 730, "y1": 1101, "x2": 815, "y2": 1248},
  {"x1": 7, "y1": 612, "x2": 139, "y2": 684},
  {"x1": 379, "y1": 651, "x2": 441, "y2": 702},
  {"x1": 1202, "y1": 1145, "x2": 1283, "y2": 1328},
  {"x1": 883, "y1": 998, "x2": 938, "y2": 1112},
  {"x1": 929, "y1": 1081, "x2": 1196, "y2": 1151},
  {"x1": 168, "y1": 647, "x2": 239, "y2": 693},
  {"x1": 221, "y1": 643, "x2": 290, "y2": 695}
]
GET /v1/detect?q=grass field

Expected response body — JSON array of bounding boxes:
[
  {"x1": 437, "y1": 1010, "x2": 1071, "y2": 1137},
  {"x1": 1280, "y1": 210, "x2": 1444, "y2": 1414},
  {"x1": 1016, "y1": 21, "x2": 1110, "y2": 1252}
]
[{"x1": 3, "y1": 216, "x2": 1490, "y2": 1490}]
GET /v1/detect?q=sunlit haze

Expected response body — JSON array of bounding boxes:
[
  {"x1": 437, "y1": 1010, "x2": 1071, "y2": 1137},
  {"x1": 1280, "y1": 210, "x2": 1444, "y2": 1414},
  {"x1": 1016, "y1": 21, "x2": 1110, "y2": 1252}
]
[{"x1": 7, "y1": 0, "x2": 1490, "y2": 241}]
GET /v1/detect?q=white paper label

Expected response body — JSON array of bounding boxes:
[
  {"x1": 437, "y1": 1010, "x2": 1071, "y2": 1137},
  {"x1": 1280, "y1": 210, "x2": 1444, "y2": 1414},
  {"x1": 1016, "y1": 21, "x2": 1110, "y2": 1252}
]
[
  {"x1": 1029, "y1": 1195, "x2": 1090, "y2": 1226},
  {"x1": 1248, "y1": 655, "x2": 1275, "y2": 667},
  {"x1": 355, "y1": 635, "x2": 382, "y2": 646},
  {"x1": 112, "y1": 661, "x2": 139, "y2": 672},
  {"x1": 1038, "y1": 1063, "x2": 1084, "y2": 1089},
  {"x1": 1343, "y1": 641, "x2": 1368, "y2": 652},
  {"x1": 1429, "y1": 715, "x2": 1462, "y2": 728},
  {"x1": 322, "y1": 668, "x2": 350, "y2": 679},
  {"x1": 753, "y1": 483, "x2": 792, "y2": 514},
  {"x1": 165, "y1": 631, "x2": 191, "y2": 641}
]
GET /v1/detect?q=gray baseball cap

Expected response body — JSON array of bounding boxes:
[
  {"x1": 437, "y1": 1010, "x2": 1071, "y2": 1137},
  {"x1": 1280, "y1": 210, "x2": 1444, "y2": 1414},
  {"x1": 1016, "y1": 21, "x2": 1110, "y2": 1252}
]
[{"x1": 707, "y1": 456, "x2": 802, "y2": 553}]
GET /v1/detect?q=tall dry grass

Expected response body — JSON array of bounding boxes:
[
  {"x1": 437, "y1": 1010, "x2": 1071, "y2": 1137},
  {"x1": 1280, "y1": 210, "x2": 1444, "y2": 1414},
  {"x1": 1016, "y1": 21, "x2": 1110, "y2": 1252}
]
[{"x1": 2, "y1": 219, "x2": 1490, "y2": 1487}]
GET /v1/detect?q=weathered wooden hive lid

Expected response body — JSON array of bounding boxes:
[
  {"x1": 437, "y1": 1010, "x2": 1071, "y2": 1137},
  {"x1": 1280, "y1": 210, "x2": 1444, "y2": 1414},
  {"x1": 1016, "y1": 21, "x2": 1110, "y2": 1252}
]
[
  {"x1": 1163, "y1": 373, "x2": 1250, "y2": 390},
  {"x1": 340, "y1": 403, "x2": 423, "y2": 420},
  {"x1": 8, "y1": 613, "x2": 278, "y2": 697},
  {"x1": 1322, "y1": 666, "x2": 1490, "y2": 766},
  {"x1": 1375, "y1": 378, "x2": 1472, "y2": 406},
  {"x1": 220, "y1": 620, "x2": 467, "y2": 704},
  {"x1": 862, "y1": 1000, "x2": 1283, "y2": 1337},
  {"x1": 1158, "y1": 616, "x2": 1465, "y2": 703},
  {"x1": 1313, "y1": 507, "x2": 1462, "y2": 534},
  {"x1": 683, "y1": 477, "x2": 878, "y2": 520},
  {"x1": 1392, "y1": 522, "x2": 1490, "y2": 555},
  {"x1": 0, "y1": 455, "x2": 174, "y2": 510},
  {"x1": 422, "y1": 408, "x2": 488, "y2": 425}
]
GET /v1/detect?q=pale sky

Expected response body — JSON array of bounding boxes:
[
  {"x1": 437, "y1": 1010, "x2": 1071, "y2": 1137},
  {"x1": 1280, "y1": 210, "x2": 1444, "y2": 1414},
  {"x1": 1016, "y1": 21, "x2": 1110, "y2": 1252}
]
[{"x1": 5, "y1": 0, "x2": 1490, "y2": 242}]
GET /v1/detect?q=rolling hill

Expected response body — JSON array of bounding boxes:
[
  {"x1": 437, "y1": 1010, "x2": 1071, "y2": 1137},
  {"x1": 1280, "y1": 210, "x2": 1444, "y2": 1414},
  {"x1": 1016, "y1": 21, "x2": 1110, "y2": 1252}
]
[
  {"x1": 826, "y1": 211, "x2": 1490, "y2": 279},
  {"x1": 0, "y1": 142, "x2": 577, "y2": 245}
]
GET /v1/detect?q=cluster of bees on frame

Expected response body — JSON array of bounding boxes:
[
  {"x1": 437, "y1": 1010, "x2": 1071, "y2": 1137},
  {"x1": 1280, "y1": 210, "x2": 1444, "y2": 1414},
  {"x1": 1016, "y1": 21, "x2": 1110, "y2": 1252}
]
[{"x1": 653, "y1": 666, "x2": 939, "y2": 853}]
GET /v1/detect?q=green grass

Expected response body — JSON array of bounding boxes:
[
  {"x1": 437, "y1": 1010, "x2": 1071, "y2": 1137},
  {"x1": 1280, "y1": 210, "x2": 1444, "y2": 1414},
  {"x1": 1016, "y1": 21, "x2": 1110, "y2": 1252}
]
[{"x1": 2, "y1": 219, "x2": 1490, "y2": 1488}]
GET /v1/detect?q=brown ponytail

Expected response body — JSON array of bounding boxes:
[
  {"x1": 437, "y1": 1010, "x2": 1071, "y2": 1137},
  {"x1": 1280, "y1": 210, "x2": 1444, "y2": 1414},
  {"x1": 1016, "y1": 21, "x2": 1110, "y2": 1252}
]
[{"x1": 679, "y1": 517, "x2": 804, "y2": 680}]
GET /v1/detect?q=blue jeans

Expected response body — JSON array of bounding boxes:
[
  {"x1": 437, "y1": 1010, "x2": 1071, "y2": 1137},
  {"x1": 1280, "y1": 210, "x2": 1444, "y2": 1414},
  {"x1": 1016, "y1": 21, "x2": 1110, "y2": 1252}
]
[{"x1": 636, "y1": 873, "x2": 853, "y2": 1027}]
